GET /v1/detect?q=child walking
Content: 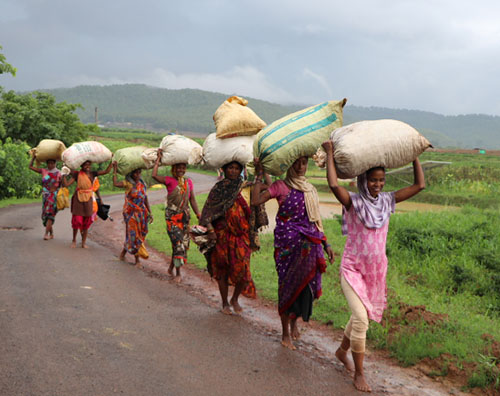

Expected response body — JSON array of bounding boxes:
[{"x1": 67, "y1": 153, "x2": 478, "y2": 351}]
[{"x1": 322, "y1": 140, "x2": 425, "y2": 392}]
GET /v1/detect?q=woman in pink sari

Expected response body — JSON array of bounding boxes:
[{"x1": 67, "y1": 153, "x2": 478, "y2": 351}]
[{"x1": 322, "y1": 141, "x2": 425, "y2": 392}]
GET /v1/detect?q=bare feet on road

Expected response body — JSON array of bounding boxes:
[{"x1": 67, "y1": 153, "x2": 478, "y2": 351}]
[
  {"x1": 335, "y1": 347, "x2": 354, "y2": 372},
  {"x1": 354, "y1": 373, "x2": 372, "y2": 393},
  {"x1": 281, "y1": 336, "x2": 296, "y2": 350}
]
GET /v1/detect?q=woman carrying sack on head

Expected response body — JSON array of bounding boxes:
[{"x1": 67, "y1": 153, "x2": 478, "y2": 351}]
[
  {"x1": 321, "y1": 140, "x2": 425, "y2": 392},
  {"x1": 29, "y1": 156, "x2": 62, "y2": 240},
  {"x1": 200, "y1": 161, "x2": 268, "y2": 315},
  {"x1": 152, "y1": 148, "x2": 201, "y2": 283},
  {"x1": 112, "y1": 162, "x2": 153, "y2": 266},
  {"x1": 62, "y1": 160, "x2": 112, "y2": 248},
  {"x1": 252, "y1": 156, "x2": 335, "y2": 350}
]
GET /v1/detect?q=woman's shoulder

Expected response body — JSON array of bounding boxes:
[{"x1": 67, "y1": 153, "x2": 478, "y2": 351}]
[{"x1": 268, "y1": 180, "x2": 290, "y2": 197}]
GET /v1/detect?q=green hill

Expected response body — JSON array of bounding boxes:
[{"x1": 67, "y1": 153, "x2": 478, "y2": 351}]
[{"x1": 43, "y1": 84, "x2": 500, "y2": 148}]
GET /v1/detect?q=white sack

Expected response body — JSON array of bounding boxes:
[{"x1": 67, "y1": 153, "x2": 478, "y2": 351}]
[
  {"x1": 142, "y1": 135, "x2": 203, "y2": 167},
  {"x1": 315, "y1": 119, "x2": 432, "y2": 178},
  {"x1": 202, "y1": 133, "x2": 255, "y2": 169},
  {"x1": 62, "y1": 141, "x2": 112, "y2": 170}
]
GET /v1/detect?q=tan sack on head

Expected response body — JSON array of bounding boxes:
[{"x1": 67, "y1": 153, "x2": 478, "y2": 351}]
[
  {"x1": 142, "y1": 135, "x2": 203, "y2": 168},
  {"x1": 62, "y1": 141, "x2": 112, "y2": 170},
  {"x1": 202, "y1": 133, "x2": 255, "y2": 170},
  {"x1": 314, "y1": 119, "x2": 432, "y2": 178},
  {"x1": 30, "y1": 139, "x2": 66, "y2": 165},
  {"x1": 214, "y1": 96, "x2": 267, "y2": 139}
]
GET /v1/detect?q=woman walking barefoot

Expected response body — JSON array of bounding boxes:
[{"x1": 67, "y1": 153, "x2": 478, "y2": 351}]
[
  {"x1": 200, "y1": 161, "x2": 266, "y2": 315},
  {"x1": 152, "y1": 149, "x2": 201, "y2": 282},
  {"x1": 322, "y1": 140, "x2": 425, "y2": 392},
  {"x1": 112, "y1": 162, "x2": 153, "y2": 266},
  {"x1": 63, "y1": 160, "x2": 112, "y2": 248},
  {"x1": 252, "y1": 157, "x2": 334, "y2": 350},
  {"x1": 29, "y1": 157, "x2": 62, "y2": 240}
]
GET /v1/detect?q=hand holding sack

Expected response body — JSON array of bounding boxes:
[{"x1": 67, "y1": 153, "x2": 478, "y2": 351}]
[
  {"x1": 29, "y1": 139, "x2": 66, "y2": 165},
  {"x1": 142, "y1": 135, "x2": 203, "y2": 167},
  {"x1": 62, "y1": 141, "x2": 112, "y2": 170},
  {"x1": 254, "y1": 99, "x2": 347, "y2": 176},
  {"x1": 214, "y1": 96, "x2": 266, "y2": 139},
  {"x1": 113, "y1": 146, "x2": 150, "y2": 175},
  {"x1": 314, "y1": 119, "x2": 432, "y2": 178}
]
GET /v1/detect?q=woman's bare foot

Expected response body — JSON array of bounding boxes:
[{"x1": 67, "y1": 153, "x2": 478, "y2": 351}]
[
  {"x1": 281, "y1": 336, "x2": 296, "y2": 350},
  {"x1": 335, "y1": 347, "x2": 355, "y2": 372},
  {"x1": 173, "y1": 275, "x2": 182, "y2": 283},
  {"x1": 167, "y1": 265, "x2": 174, "y2": 276},
  {"x1": 354, "y1": 373, "x2": 372, "y2": 392},
  {"x1": 230, "y1": 298, "x2": 243, "y2": 314},
  {"x1": 48, "y1": 234, "x2": 54, "y2": 240},
  {"x1": 43, "y1": 234, "x2": 50, "y2": 240},
  {"x1": 71, "y1": 241, "x2": 77, "y2": 248},
  {"x1": 220, "y1": 305, "x2": 232, "y2": 315},
  {"x1": 82, "y1": 243, "x2": 89, "y2": 249}
]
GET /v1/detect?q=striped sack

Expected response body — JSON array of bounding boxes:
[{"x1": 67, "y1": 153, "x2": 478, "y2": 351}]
[{"x1": 254, "y1": 99, "x2": 346, "y2": 176}]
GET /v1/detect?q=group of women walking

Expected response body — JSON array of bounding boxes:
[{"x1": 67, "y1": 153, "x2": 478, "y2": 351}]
[{"x1": 30, "y1": 140, "x2": 425, "y2": 393}]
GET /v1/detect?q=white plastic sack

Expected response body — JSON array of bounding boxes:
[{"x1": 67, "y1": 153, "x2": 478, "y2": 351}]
[
  {"x1": 315, "y1": 119, "x2": 432, "y2": 178},
  {"x1": 62, "y1": 141, "x2": 112, "y2": 170},
  {"x1": 142, "y1": 135, "x2": 203, "y2": 167},
  {"x1": 202, "y1": 133, "x2": 255, "y2": 170}
]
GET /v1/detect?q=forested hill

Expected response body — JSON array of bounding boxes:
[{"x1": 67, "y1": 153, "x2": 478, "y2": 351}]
[{"x1": 43, "y1": 84, "x2": 500, "y2": 149}]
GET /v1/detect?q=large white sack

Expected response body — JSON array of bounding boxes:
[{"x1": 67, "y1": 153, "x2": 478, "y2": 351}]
[
  {"x1": 202, "y1": 133, "x2": 255, "y2": 170},
  {"x1": 142, "y1": 135, "x2": 203, "y2": 167},
  {"x1": 29, "y1": 139, "x2": 67, "y2": 164},
  {"x1": 315, "y1": 119, "x2": 432, "y2": 178},
  {"x1": 62, "y1": 141, "x2": 112, "y2": 170}
]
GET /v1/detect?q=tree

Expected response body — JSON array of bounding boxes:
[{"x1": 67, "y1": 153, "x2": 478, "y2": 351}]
[
  {"x1": 0, "y1": 45, "x2": 16, "y2": 76},
  {"x1": 0, "y1": 90, "x2": 90, "y2": 147}
]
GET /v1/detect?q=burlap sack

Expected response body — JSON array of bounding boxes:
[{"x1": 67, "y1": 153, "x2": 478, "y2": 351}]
[
  {"x1": 29, "y1": 139, "x2": 66, "y2": 165},
  {"x1": 314, "y1": 119, "x2": 432, "y2": 178},
  {"x1": 62, "y1": 141, "x2": 112, "y2": 170},
  {"x1": 142, "y1": 135, "x2": 203, "y2": 167},
  {"x1": 113, "y1": 146, "x2": 150, "y2": 176},
  {"x1": 202, "y1": 133, "x2": 255, "y2": 170},
  {"x1": 254, "y1": 99, "x2": 346, "y2": 176},
  {"x1": 214, "y1": 96, "x2": 266, "y2": 139}
]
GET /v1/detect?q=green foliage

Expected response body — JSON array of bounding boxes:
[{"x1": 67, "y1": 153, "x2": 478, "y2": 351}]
[
  {"x1": 0, "y1": 90, "x2": 90, "y2": 147},
  {"x1": 0, "y1": 138, "x2": 39, "y2": 199},
  {"x1": 0, "y1": 45, "x2": 16, "y2": 76}
]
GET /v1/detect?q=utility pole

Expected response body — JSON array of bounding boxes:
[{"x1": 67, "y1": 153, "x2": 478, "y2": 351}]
[{"x1": 95, "y1": 106, "x2": 98, "y2": 125}]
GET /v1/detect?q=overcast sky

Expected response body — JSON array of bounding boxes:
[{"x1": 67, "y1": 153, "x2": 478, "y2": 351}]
[{"x1": 1, "y1": 0, "x2": 500, "y2": 116}]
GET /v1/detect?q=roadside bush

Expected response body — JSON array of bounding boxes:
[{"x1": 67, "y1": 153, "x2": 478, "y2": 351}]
[{"x1": 0, "y1": 138, "x2": 39, "y2": 199}]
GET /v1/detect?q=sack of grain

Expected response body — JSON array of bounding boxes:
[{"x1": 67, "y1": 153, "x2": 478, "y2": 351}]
[
  {"x1": 142, "y1": 135, "x2": 203, "y2": 167},
  {"x1": 202, "y1": 133, "x2": 255, "y2": 170},
  {"x1": 254, "y1": 99, "x2": 346, "y2": 176},
  {"x1": 314, "y1": 119, "x2": 432, "y2": 178},
  {"x1": 214, "y1": 96, "x2": 266, "y2": 139},
  {"x1": 113, "y1": 146, "x2": 150, "y2": 175},
  {"x1": 29, "y1": 139, "x2": 67, "y2": 164},
  {"x1": 62, "y1": 141, "x2": 112, "y2": 170}
]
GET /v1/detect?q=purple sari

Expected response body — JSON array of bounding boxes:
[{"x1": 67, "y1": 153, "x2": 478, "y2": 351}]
[{"x1": 274, "y1": 189, "x2": 327, "y2": 317}]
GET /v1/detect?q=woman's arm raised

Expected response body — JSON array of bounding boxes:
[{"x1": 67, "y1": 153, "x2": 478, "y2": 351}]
[
  {"x1": 28, "y1": 156, "x2": 42, "y2": 174},
  {"x1": 112, "y1": 161, "x2": 126, "y2": 188},
  {"x1": 394, "y1": 158, "x2": 425, "y2": 203},
  {"x1": 322, "y1": 141, "x2": 352, "y2": 210},
  {"x1": 251, "y1": 158, "x2": 272, "y2": 206},
  {"x1": 151, "y1": 148, "x2": 166, "y2": 185}
]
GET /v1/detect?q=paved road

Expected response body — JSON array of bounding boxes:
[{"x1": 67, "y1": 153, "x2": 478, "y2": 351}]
[{"x1": 0, "y1": 173, "x2": 356, "y2": 396}]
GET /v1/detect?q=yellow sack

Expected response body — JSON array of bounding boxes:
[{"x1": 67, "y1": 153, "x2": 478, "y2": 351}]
[
  {"x1": 214, "y1": 96, "x2": 267, "y2": 139},
  {"x1": 137, "y1": 244, "x2": 149, "y2": 259},
  {"x1": 56, "y1": 187, "x2": 70, "y2": 210}
]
